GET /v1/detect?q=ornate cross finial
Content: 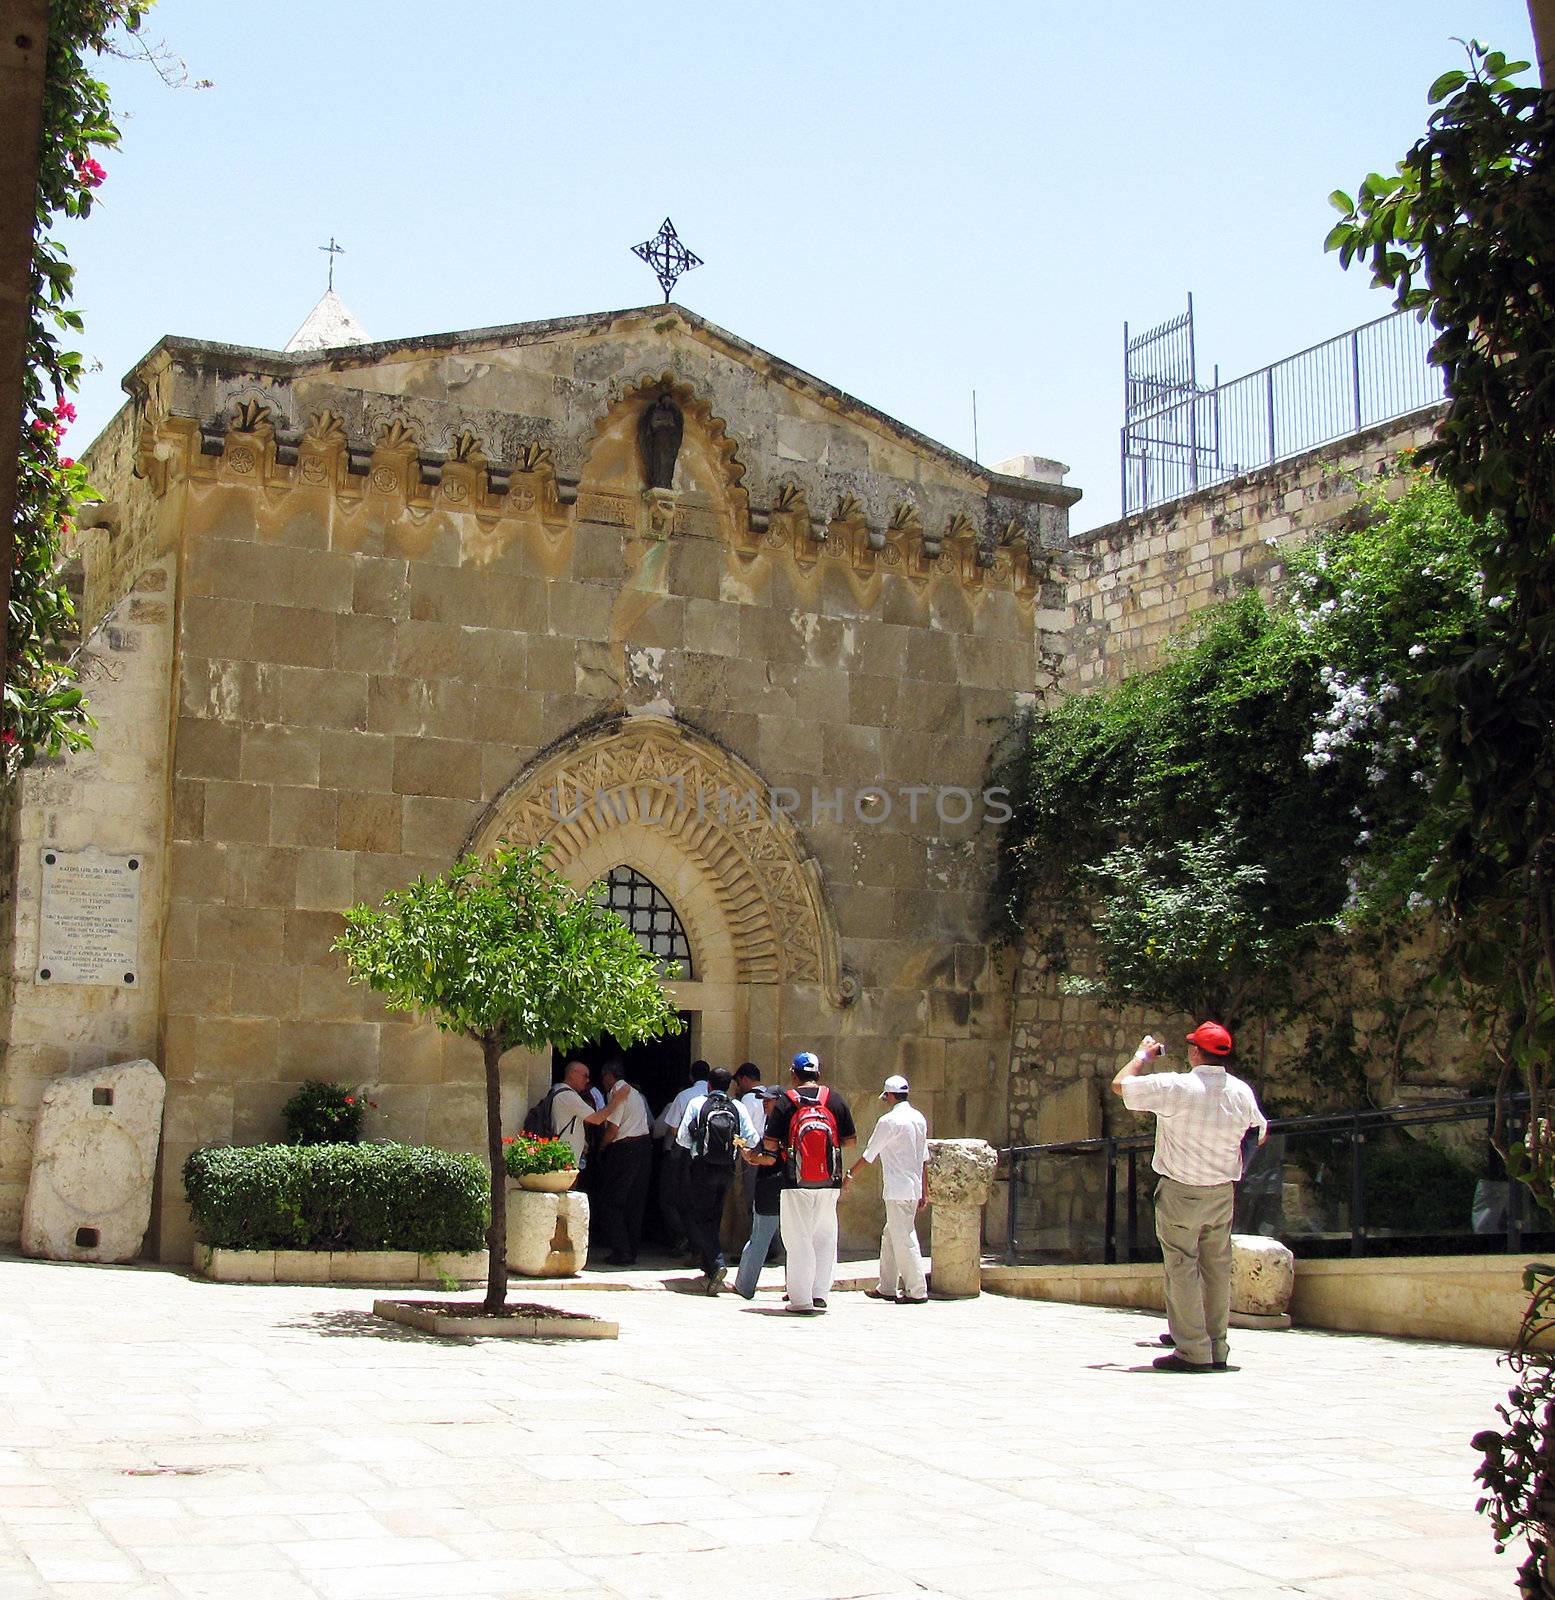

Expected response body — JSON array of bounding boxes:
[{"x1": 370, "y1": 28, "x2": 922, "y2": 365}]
[
  {"x1": 632, "y1": 217, "x2": 702, "y2": 303},
  {"x1": 318, "y1": 236, "x2": 345, "y2": 292}
]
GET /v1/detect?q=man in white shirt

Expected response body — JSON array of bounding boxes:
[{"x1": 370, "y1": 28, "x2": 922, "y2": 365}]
[
  {"x1": 544, "y1": 1060, "x2": 597, "y2": 1172},
  {"x1": 594, "y1": 1062, "x2": 653, "y2": 1266},
  {"x1": 1112, "y1": 1020, "x2": 1267, "y2": 1373},
  {"x1": 845, "y1": 1074, "x2": 929, "y2": 1304}
]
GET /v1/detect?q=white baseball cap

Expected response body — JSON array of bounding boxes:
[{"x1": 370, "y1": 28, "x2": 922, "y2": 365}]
[{"x1": 880, "y1": 1074, "x2": 910, "y2": 1098}]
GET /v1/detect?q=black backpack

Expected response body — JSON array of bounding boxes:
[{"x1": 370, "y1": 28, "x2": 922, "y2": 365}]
[
  {"x1": 691, "y1": 1091, "x2": 740, "y2": 1169},
  {"x1": 523, "y1": 1084, "x2": 563, "y2": 1138}
]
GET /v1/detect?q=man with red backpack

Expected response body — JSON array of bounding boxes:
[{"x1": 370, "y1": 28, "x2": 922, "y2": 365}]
[{"x1": 761, "y1": 1051, "x2": 857, "y2": 1315}]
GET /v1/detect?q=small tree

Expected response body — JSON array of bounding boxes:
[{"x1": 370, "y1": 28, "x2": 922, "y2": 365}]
[{"x1": 333, "y1": 844, "x2": 682, "y2": 1312}]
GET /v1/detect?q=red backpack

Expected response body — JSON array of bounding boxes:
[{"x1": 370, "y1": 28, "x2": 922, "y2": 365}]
[{"x1": 784, "y1": 1086, "x2": 841, "y2": 1188}]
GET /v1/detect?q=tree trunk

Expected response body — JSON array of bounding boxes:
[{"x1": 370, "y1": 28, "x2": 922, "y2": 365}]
[{"x1": 481, "y1": 1030, "x2": 508, "y2": 1314}]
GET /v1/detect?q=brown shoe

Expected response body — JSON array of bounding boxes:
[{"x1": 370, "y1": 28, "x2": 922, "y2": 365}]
[{"x1": 1152, "y1": 1353, "x2": 1216, "y2": 1373}]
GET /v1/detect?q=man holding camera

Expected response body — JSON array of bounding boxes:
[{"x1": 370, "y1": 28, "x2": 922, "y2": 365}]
[{"x1": 1111, "y1": 1021, "x2": 1266, "y2": 1373}]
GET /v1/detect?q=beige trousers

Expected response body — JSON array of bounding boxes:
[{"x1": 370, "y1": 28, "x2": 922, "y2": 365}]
[{"x1": 1155, "y1": 1176, "x2": 1235, "y2": 1366}]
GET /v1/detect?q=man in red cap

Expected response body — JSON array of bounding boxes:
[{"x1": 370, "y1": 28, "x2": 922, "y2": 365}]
[{"x1": 1111, "y1": 1021, "x2": 1266, "y2": 1372}]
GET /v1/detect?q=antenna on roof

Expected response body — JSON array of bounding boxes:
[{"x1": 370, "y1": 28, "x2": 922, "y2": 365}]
[
  {"x1": 972, "y1": 390, "x2": 980, "y2": 464},
  {"x1": 318, "y1": 236, "x2": 345, "y2": 293}
]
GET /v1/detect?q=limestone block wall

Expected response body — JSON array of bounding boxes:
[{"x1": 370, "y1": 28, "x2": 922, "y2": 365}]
[
  {"x1": 0, "y1": 556, "x2": 176, "y2": 1244},
  {"x1": 1065, "y1": 409, "x2": 1442, "y2": 689}
]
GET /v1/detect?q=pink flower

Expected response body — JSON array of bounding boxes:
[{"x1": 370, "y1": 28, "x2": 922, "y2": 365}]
[
  {"x1": 54, "y1": 401, "x2": 76, "y2": 424},
  {"x1": 59, "y1": 457, "x2": 73, "y2": 469},
  {"x1": 75, "y1": 157, "x2": 105, "y2": 188}
]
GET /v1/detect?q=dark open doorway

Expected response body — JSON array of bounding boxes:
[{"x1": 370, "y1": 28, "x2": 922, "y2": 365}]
[
  {"x1": 549, "y1": 1013, "x2": 695, "y2": 1251},
  {"x1": 547, "y1": 1011, "x2": 694, "y2": 1118}
]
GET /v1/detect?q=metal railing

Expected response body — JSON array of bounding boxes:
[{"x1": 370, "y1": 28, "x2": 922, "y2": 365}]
[
  {"x1": 1121, "y1": 309, "x2": 1445, "y2": 516},
  {"x1": 1003, "y1": 1093, "x2": 1534, "y2": 1266}
]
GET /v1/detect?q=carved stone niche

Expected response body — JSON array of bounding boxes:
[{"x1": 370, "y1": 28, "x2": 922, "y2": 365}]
[{"x1": 637, "y1": 391, "x2": 684, "y2": 491}]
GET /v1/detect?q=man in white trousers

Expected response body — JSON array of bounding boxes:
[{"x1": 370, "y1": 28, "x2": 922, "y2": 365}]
[
  {"x1": 761, "y1": 1051, "x2": 857, "y2": 1314},
  {"x1": 846, "y1": 1073, "x2": 929, "y2": 1304}
]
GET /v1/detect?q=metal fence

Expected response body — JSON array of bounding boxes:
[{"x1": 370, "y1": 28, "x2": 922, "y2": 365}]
[
  {"x1": 1121, "y1": 309, "x2": 1445, "y2": 516},
  {"x1": 1003, "y1": 1093, "x2": 1537, "y2": 1266}
]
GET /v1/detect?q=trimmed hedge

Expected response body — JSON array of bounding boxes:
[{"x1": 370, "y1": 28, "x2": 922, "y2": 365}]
[
  {"x1": 183, "y1": 1142, "x2": 488, "y2": 1252},
  {"x1": 1362, "y1": 1137, "x2": 1480, "y2": 1234}
]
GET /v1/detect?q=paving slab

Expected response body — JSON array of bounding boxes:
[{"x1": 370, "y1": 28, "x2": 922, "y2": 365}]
[{"x1": 0, "y1": 1250, "x2": 1520, "y2": 1597}]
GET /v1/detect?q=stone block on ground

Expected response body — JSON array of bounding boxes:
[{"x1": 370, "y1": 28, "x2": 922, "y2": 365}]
[
  {"x1": 1232, "y1": 1232, "x2": 1294, "y2": 1326},
  {"x1": 506, "y1": 1183, "x2": 590, "y2": 1277},
  {"x1": 22, "y1": 1058, "x2": 165, "y2": 1263}
]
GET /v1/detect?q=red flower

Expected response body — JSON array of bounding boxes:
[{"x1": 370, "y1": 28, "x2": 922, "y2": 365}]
[
  {"x1": 59, "y1": 457, "x2": 74, "y2": 469},
  {"x1": 502, "y1": 1136, "x2": 515, "y2": 1144},
  {"x1": 344, "y1": 1096, "x2": 355, "y2": 1105},
  {"x1": 0, "y1": 732, "x2": 16, "y2": 747}
]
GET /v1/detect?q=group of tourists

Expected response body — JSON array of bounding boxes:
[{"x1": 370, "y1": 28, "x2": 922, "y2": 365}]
[
  {"x1": 521, "y1": 1012, "x2": 1261, "y2": 1353},
  {"x1": 523, "y1": 1048, "x2": 930, "y2": 1312}
]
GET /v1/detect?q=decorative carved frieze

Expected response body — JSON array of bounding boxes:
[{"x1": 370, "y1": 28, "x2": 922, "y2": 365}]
[{"x1": 467, "y1": 715, "x2": 849, "y2": 1004}]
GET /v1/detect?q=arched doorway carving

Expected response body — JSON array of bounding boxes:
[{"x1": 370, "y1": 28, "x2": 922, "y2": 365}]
[
  {"x1": 466, "y1": 713, "x2": 850, "y2": 1102},
  {"x1": 467, "y1": 713, "x2": 844, "y2": 997}
]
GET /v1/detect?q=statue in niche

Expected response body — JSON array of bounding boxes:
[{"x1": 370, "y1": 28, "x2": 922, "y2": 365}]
[{"x1": 638, "y1": 392, "x2": 684, "y2": 491}]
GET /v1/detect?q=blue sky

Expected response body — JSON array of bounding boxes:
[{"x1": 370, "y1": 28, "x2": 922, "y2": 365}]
[{"x1": 69, "y1": 0, "x2": 1537, "y2": 530}]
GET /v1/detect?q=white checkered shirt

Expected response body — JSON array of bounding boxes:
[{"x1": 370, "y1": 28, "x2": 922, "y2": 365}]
[{"x1": 1120, "y1": 1064, "x2": 1267, "y2": 1186}]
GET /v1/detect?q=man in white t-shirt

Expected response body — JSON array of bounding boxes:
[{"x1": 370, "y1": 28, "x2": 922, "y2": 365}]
[
  {"x1": 1112, "y1": 1020, "x2": 1266, "y2": 1373},
  {"x1": 845, "y1": 1073, "x2": 929, "y2": 1304},
  {"x1": 594, "y1": 1062, "x2": 653, "y2": 1266},
  {"x1": 544, "y1": 1060, "x2": 597, "y2": 1172}
]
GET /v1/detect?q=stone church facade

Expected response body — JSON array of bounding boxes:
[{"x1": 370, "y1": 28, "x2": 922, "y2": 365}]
[{"x1": 0, "y1": 303, "x2": 1081, "y2": 1260}]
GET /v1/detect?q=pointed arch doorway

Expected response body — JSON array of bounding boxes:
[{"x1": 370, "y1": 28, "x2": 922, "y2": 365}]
[{"x1": 466, "y1": 713, "x2": 848, "y2": 1131}]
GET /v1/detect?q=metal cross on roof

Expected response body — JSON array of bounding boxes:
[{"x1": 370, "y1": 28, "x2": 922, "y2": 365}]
[
  {"x1": 632, "y1": 217, "x2": 703, "y2": 303},
  {"x1": 318, "y1": 236, "x2": 344, "y2": 292}
]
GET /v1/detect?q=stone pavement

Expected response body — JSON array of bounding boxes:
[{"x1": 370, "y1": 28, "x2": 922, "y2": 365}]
[{"x1": 0, "y1": 1251, "x2": 1515, "y2": 1599}]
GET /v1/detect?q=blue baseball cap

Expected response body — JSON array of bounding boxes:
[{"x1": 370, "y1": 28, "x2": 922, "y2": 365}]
[{"x1": 791, "y1": 1051, "x2": 821, "y2": 1075}]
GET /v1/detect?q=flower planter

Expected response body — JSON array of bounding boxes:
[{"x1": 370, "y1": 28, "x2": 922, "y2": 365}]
[
  {"x1": 373, "y1": 1296, "x2": 617, "y2": 1340},
  {"x1": 505, "y1": 1180, "x2": 589, "y2": 1276},
  {"x1": 517, "y1": 1169, "x2": 577, "y2": 1193}
]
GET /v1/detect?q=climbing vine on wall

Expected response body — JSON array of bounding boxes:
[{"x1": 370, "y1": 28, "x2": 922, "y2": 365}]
[
  {"x1": 8, "y1": 1, "x2": 154, "y2": 772},
  {"x1": 992, "y1": 470, "x2": 1486, "y2": 1044}
]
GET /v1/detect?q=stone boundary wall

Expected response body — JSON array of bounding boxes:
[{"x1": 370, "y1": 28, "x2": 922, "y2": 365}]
[
  {"x1": 1064, "y1": 407, "x2": 1443, "y2": 690},
  {"x1": 984, "y1": 1254, "x2": 1544, "y2": 1350},
  {"x1": 0, "y1": 560, "x2": 176, "y2": 1244}
]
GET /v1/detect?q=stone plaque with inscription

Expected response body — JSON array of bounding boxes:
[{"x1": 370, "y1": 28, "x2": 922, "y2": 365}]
[{"x1": 37, "y1": 846, "x2": 142, "y2": 987}]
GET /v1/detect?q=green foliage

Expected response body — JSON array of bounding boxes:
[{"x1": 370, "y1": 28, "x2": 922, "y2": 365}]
[
  {"x1": 181, "y1": 1143, "x2": 488, "y2": 1252},
  {"x1": 333, "y1": 844, "x2": 682, "y2": 1056},
  {"x1": 1329, "y1": 47, "x2": 1555, "y2": 1579},
  {"x1": 280, "y1": 1079, "x2": 372, "y2": 1146},
  {"x1": 993, "y1": 470, "x2": 1486, "y2": 1026},
  {"x1": 1474, "y1": 1263, "x2": 1555, "y2": 1593},
  {"x1": 8, "y1": 2, "x2": 151, "y2": 770},
  {"x1": 1361, "y1": 1135, "x2": 1478, "y2": 1232},
  {"x1": 1328, "y1": 43, "x2": 1555, "y2": 1211},
  {"x1": 503, "y1": 1133, "x2": 576, "y2": 1178},
  {"x1": 1068, "y1": 822, "x2": 1273, "y2": 1018}
]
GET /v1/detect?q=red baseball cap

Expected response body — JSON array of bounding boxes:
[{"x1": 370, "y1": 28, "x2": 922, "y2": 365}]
[{"x1": 1185, "y1": 1021, "x2": 1233, "y2": 1056}]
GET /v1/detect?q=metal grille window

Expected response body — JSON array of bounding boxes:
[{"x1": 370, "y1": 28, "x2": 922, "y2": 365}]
[{"x1": 601, "y1": 866, "x2": 693, "y2": 978}]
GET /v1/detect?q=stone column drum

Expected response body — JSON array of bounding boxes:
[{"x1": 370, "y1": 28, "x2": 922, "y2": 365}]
[
  {"x1": 925, "y1": 1138, "x2": 998, "y2": 1297},
  {"x1": 22, "y1": 1059, "x2": 166, "y2": 1263},
  {"x1": 1230, "y1": 1233, "x2": 1295, "y2": 1329},
  {"x1": 505, "y1": 1183, "x2": 590, "y2": 1277}
]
